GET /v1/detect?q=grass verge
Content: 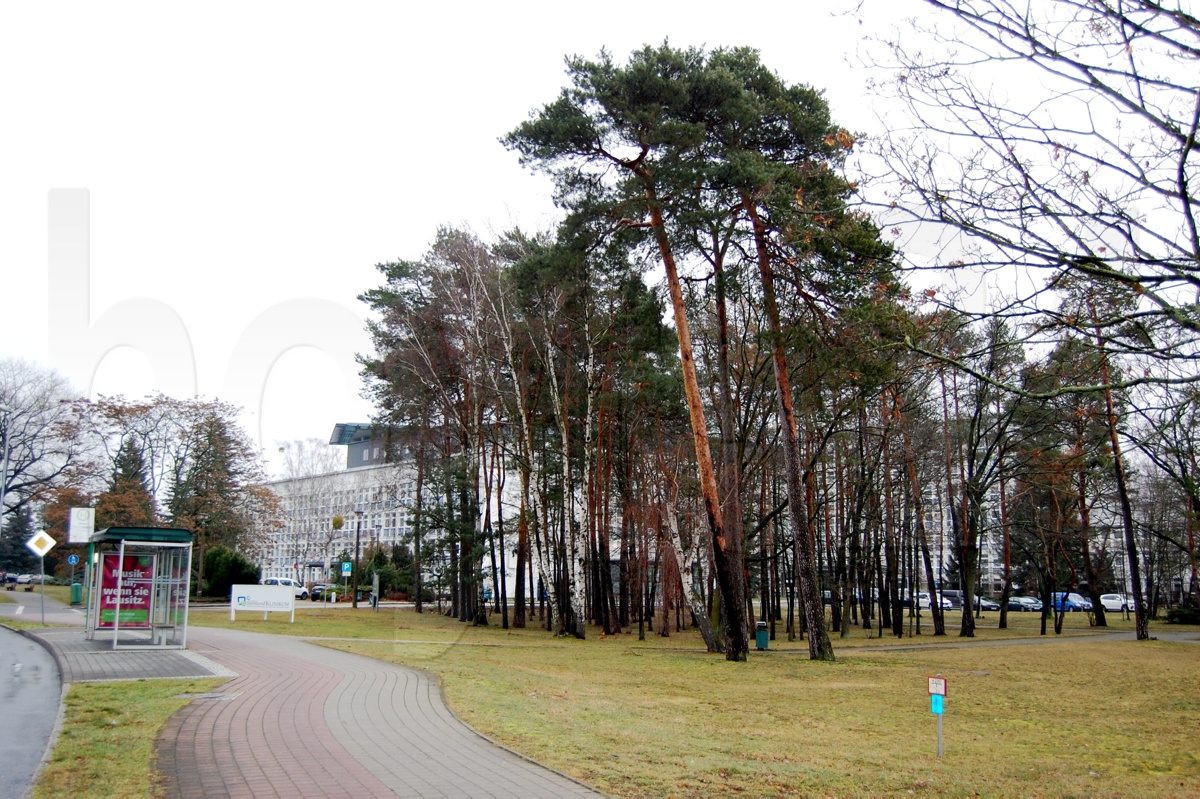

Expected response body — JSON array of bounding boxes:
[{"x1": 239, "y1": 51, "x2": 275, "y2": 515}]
[
  {"x1": 33, "y1": 677, "x2": 227, "y2": 799},
  {"x1": 191, "y1": 605, "x2": 1200, "y2": 797}
]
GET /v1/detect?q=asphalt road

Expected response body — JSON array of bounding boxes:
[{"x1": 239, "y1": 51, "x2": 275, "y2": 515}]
[{"x1": 0, "y1": 625, "x2": 61, "y2": 798}]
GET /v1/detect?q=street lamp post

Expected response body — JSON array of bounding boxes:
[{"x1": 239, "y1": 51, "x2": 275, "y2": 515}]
[{"x1": 353, "y1": 509, "x2": 363, "y2": 609}]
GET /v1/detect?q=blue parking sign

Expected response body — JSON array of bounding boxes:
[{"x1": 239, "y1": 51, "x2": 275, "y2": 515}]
[{"x1": 341, "y1": 561, "x2": 352, "y2": 576}]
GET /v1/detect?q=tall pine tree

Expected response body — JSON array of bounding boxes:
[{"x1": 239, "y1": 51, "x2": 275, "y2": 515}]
[
  {"x1": 95, "y1": 436, "x2": 157, "y2": 528},
  {"x1": 0, "y1": 505, "x2": 38, "y2": 574}
]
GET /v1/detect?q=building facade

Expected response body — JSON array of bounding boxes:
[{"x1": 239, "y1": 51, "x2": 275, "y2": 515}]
[{"x1": 257, "y1": 424, "x2": 417, "y2": 586}]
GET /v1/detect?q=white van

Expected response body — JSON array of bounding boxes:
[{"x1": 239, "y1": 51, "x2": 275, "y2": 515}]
[{"x1": 260, "y1": 577, "x2": 308, "y2": 600}]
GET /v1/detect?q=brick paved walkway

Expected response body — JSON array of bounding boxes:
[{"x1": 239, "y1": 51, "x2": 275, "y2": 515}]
[
  {"x1": 156, "y1": 628, "x2": 599, "y2": 798},
  {"x1": 18, "y1": 603, "x2": 600, "y2": 798}
]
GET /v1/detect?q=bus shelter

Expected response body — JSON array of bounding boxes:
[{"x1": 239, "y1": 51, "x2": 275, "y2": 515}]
[{"x1": 85, "y1": 526, "x2": 193, "y2": 650}]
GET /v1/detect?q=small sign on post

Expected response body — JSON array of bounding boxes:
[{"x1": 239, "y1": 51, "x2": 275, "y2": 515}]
[
  {"x1": 25, "y1": 530, "x2": 56, "y2": 625},
  {"x1": 26, "y1": 530, "x2": 56, "y2": 558},
  {"x1": 928, "y1": 674, "x2": 947, "y2": 757}
]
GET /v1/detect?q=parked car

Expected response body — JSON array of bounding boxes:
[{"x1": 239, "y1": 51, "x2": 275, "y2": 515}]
[
  {"x1": 917, "y1": 592, "x2": 953, "y2": 610},
  {"x1": 940, "y1": 590, "x2": 965, "y2": 609},
  {"x1": 260, "y1": 577, "x2": 308, "y2": 600},
  {"x1": 1100, "y1": 593, "x2": 1128, "y2": 612},
  {"x1": 973, "y1": 596, "x2": 1001, "y2": 611},
  {"x1": 15, "y1": 574, "x2": 33, "y2": 584},
  {"x1": 1008, "y1": 596, "x2": 1042, "y2": 612},
  {"x1": 310, "y1": 583, "x2": 336, "y2": 601},
  {"x1": 1051, "y1": 592, "x2": 1093, "y2": 612}
]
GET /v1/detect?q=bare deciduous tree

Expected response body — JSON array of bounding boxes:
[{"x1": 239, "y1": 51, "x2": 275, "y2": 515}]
[{"x1": 0, "y1": 359, "x2": 86, "y2": 521}]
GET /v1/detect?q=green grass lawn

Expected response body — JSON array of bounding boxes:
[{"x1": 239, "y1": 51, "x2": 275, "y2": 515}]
[
  {"x1": 33, "y1": 678, "x2": 227, "y2": 799},
  {"x1": 188, "y1": 605, "x2": 1200, "y2": 797}
]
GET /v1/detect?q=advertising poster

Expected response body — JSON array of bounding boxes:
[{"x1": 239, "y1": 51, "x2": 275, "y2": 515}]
[{"x1": 98, "y1": 553, "x2": 154, "y2": 628}]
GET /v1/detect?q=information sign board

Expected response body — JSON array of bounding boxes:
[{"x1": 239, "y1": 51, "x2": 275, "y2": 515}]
[
  {"x1": 68, "y1": 507, "x2": 95, "y2": 544},
  {"x1": 230, "y1": 584, "x2": 295, "y2": 623},
  {"x1": 231, "y1": 584, "x2": 294, "y2": 613},
  {"x1": 928, "y1": 675, "x2": 947, "y2": 696}
]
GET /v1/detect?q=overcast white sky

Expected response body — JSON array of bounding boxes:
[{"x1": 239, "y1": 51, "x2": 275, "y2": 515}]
[{"x1": 0, "y1": 0, "x2": 929, "y2": 474}]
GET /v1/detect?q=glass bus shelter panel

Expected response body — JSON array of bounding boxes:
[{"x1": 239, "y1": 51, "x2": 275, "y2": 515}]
[{"x1": 151, "y1": 546, "x2": 190, "y2": 646}]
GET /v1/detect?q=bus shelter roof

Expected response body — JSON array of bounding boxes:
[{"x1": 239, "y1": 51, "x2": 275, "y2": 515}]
[{"x1": 90, "y1": 526, "x2": 193, "y2": 545}]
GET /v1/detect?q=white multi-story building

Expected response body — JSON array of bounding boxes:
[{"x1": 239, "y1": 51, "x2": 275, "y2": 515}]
[{"x1": 257, "y1": 424, "x2": 416, "y2": 586}]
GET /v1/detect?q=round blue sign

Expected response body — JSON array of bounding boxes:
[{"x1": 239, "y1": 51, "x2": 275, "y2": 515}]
[{"x1": 67, "y1": 554, "x2": 80, "y2": 566}]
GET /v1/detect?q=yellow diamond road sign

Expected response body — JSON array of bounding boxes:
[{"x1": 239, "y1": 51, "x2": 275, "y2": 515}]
[{"x1": 26, "y1": 530, "x2": 56, "y2": 558}]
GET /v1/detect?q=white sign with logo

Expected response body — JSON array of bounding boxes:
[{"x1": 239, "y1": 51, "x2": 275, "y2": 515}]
[
  {"x1": 68, "y1": 507, "x2": 95, "y2": 544},
  {"x1": 230, "y1": 583, "x2": 295, "y2": 623}
]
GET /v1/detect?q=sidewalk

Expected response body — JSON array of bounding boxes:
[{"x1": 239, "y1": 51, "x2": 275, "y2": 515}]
[{"x1": 9, "y1": 593, "x2": 600, "y2": 798}]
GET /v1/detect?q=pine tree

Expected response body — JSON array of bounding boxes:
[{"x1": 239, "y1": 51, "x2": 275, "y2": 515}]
[
  {"x1": 167, "y1": 403, "x2": 273, "y2": 594},
  {"x1": 0, "y1": 505, "x2": 39, "y2": 573},
  {"x1": 95, "y1": 436, "x2": 157, "y2": 528}
]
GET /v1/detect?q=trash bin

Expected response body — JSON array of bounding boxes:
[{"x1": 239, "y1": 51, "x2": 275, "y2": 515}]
[
  {"x1": 755, "y1": 621, "x2": 769, "y2": 650},
  {"x1": 70, "y1": 583, "x2": 83, "y2": 605}
]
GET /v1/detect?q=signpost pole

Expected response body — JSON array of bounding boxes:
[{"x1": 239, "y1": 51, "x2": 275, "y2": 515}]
[
  {"x1": 928, "y1": 674, "x2": 947, "y2": 758},
  {"x1": 24, "y1": 530, "x2": 57, "y2": 626}
]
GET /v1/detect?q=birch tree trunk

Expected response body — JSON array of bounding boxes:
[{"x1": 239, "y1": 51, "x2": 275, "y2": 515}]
[
  {"x1": 662, "y1": 502, "x2": 721, "y2": 652},
  {"x1": 546, "y1": 338, "x2": 587, "y2": 638}
]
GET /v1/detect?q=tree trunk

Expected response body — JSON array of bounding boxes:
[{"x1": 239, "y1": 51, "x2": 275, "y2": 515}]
[
  {"x1": 897, "y1": 403, "x2": 945, "y2": 635},
  {"x1": 744, "y1": 198, "x2": 833, "y2": 661},
  {"x1": 711, "y1": 248, "x2": 752, "y2": 643},
  {"x1": 1094, "y1": 322, "x2": 1149, "y2": 640},
  {"x1": 663, "y1": 502, "x2": 722, "y2": 652},
  {"x1": 414, "y1": 437, "x2": 426, "y2": 614},
  {"x1": 646, "y1": 189, "x2": 749, "y2": 661}
]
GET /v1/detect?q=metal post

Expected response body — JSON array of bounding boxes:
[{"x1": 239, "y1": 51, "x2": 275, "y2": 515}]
[
  {"x1": 85, "y1": 543, "x2": 95, "y2": 638},
  {"x1": 39, "y1": 555, "x2": 45, "y2": 625},
  {"x1": 353, "y1": 510, "x2": 362, "y2": 609},
  {"x1": 937, "y1": 713, "x2": 943, "y2": 757}
]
